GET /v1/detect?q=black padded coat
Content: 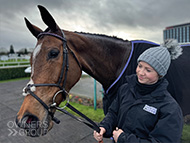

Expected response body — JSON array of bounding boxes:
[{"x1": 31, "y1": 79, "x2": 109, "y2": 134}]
[{"x1": 100, "y1": 75, "x2": 183, "y2": 143}]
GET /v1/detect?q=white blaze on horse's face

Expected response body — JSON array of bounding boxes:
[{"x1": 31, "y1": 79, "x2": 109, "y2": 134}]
[
  {"x1": 33, "y1": 43, "x2": 42, "y2": 61},
  {"x1": 22, "y1": 43, "x2": 42, "y2": 96},
  {"x1": 32, "y1": 43, "x2": 42, "y2": 77}
]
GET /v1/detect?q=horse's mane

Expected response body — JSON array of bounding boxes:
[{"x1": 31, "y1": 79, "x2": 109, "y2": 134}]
[{"x1": 74, "y1": 31, "x2": 129, "y2": 42}]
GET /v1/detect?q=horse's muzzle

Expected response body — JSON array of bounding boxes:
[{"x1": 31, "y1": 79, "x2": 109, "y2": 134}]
[{"x1": 16, "y1": 113, "x2": 50, "y2": 137}]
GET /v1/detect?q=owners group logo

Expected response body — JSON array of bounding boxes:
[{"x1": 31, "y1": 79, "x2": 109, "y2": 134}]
[
  {"x1": 7, "y1": 120, "x2": 25, "y2": 136},
  {"x1": 7, "y1": 120, "x2": 48, "y2": 136}
]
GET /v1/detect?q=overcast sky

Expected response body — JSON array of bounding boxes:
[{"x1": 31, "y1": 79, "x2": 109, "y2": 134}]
[{"x1": 0, "y1": 0, "x2": 189, "y2": 51}]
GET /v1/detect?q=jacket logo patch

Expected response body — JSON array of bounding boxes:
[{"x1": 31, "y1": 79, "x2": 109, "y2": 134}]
[{"x1": 143, "y1": 104, "x2": 157, "y2": 115}]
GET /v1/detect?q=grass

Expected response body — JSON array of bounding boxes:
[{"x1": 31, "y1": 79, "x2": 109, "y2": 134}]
[
  {"x1": 59, "y1": 101, "x2": 105, "y2": 122},
  {"x1": 182, "y1": 124, "x2": 190, "y2": 142},
  {"x1": 0, "y1": 77, "x2": 29, "y2": 83}
]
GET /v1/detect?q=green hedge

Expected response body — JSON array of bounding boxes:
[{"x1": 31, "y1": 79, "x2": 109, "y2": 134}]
[{"x1": 0, "y1": 67, "x2": 30, "y2": 80}]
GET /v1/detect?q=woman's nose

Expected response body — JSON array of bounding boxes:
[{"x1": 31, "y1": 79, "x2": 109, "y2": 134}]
[{"x1": 139, "y1": 69, "x2": 145, "y2": 75}]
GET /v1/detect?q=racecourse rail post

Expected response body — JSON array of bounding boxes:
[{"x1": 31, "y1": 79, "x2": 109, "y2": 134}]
[{"x1": 94, "y1": 79, "x2": 97, "y2": 110}]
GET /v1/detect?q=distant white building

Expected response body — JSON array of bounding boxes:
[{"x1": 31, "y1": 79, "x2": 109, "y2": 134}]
[{"x1": 163, "y1": 23, "x2": 190, "y2": 45}]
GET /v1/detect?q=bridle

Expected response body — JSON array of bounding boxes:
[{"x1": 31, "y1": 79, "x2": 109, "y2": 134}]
[
  {"x1": 24, "y1": 30, "x2": 80, "y2": 124},
  {"x1": 24, "y1": 30, "x2": 101, "y2": 133}
]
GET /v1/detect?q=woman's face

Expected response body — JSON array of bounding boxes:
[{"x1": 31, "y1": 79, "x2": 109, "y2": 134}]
[{"x1": 136, "y1": 61, "x2": 159, "y2": 85}]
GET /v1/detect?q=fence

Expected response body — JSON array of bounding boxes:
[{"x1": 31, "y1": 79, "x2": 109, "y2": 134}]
[
  {"x1": 0, "y1": 61, "x2": 30, "y2": 69},
  {"x1": 0, "y1": 55, "x2": 30, "y2": 69}
]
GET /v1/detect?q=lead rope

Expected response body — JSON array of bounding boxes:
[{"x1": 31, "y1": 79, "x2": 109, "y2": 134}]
[
  {"x1": 51, "y1": 102, "x2": 103, "y2": 143},
  {"x1": 51, "y1": 102, "x2": 99, "y2": 131}
]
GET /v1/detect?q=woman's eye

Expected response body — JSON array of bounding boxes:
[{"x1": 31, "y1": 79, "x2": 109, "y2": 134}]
[
  {"x1": 147, "y1": 69, "x2": 151, "y2": 72},
  {"x1": 48, "y1": 49, "x2": 60, "y2": 59},
  {"x1": 138, "y1": 64, "x2": 142, "y2": 68},
  {"x1": 146, "y1": 68, "x2": 152, "y2": 72}
]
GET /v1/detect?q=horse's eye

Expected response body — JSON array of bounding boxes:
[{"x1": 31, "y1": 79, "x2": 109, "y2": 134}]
[{"x1": 48, "y1": 49, "x2": 60, "y2": 59}]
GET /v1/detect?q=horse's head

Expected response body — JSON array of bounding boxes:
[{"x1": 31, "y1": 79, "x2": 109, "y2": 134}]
[{"x1": 16, "y1": 5, "x2": 82, "y2": 137}]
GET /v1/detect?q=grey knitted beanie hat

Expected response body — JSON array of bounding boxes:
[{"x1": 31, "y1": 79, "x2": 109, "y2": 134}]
[{"x1": 137, "y1": 39, "x2": 182, "y2": 76}]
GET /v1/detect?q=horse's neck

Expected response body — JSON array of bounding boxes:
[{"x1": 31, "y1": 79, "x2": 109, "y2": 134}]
[{"x1": 67, "y1": 32, "x2": 132, "y2": 89}]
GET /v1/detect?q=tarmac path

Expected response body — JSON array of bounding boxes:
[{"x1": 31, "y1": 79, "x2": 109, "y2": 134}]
[
  {"x1": 0, "y1": 78, "x2": 112, "y2": 143},
  {"x1": 70, "y1": 76, "x2": 103, "y2": 101}
]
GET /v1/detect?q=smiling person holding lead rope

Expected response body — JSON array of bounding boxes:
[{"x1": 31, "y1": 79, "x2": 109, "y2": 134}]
[{"x1": 94, "y1": 39, "x2": 183, "y2": 143}]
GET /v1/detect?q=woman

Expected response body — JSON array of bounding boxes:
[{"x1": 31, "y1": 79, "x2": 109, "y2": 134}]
[{"x1": 94, "y1": 39, "x2": 183, "y2": 143}]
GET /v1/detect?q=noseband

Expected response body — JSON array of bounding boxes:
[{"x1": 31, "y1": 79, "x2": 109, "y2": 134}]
[{"x1": 24, "y1": 30, "x2": 80, "y2": 124}]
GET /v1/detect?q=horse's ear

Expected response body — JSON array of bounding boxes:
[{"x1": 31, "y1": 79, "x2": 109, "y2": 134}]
[
  {"x1": 24, "y1": 18, "x2": 43, "y2": 38},
  {"x1": 38, "y1": 5, "x2": 60, "y2": 32}
]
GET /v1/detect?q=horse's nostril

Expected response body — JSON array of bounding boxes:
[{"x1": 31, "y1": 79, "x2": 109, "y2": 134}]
[
  {"x1": 26, "y1": 115, "x2": 38, "y2": 124},
  {"x1": 20, "y1": 114, "x2": 39, "y2": 129},
  {"x1": 19, "y1": 114, "x2": 41, "y2": 137}
]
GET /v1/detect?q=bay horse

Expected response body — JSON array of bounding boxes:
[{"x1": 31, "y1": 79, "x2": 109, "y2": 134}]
[{"x1": 16, "y1": 5, "x2": 190, "y2": 137}]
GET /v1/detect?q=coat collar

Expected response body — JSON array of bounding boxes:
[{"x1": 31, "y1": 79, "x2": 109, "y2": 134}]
[{"x1": 126, "y1": 74, "x2": 168, "y2": 102}]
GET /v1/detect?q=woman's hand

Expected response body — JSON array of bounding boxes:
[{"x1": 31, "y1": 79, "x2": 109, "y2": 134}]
[
  {"x1": 113, "y1": 127, "x2": 123, "y2": 143},
  {"x1": 93, "y1": 127, "x2": 106, "y2": 142}
]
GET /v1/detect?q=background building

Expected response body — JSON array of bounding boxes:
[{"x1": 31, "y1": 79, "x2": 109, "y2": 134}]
[{"x1": 163, "y1": 23, "x2": 190, "y2": 45}]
